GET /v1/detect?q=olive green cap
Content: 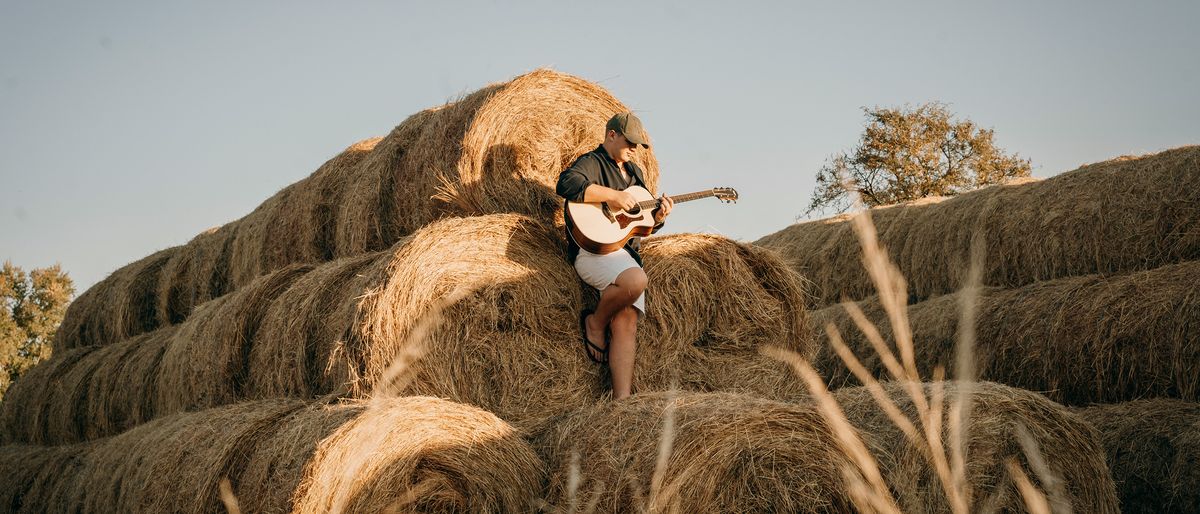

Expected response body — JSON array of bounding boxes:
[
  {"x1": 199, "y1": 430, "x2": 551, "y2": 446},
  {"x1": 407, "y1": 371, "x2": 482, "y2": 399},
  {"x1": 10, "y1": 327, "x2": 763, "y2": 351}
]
[{"x1": 606, "y1": 112, "x2": 650, "y2": 148}]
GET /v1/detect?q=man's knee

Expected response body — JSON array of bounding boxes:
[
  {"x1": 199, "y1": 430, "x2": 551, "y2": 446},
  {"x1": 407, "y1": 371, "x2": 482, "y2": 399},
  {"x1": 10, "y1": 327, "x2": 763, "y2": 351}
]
[
  {"x1": 611, "y1": 306, "x2": 639, "y2": 334},
  {"x1": 616, "y1": 267, "x2": 648, "y2": 296}
]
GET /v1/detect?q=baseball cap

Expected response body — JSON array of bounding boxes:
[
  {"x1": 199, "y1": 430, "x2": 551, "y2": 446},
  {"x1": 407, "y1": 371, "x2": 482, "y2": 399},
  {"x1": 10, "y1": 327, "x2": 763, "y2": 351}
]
[{"x1": 606, "y1": 112, "x2": 650, "y2": 148}]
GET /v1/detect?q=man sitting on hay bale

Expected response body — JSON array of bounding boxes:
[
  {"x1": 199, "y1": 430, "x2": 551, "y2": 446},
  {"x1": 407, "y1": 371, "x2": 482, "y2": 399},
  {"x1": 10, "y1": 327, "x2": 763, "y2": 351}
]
[{"x1": 556, "y1": 112, "x2": 673, "y2": 400}]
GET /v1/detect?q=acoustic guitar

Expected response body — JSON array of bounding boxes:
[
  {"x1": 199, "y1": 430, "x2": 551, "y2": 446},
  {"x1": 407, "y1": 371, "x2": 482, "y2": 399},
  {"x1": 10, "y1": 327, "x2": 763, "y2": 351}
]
[{"x1": 564, "y1": 186, "x2": 738, "y2": 254}]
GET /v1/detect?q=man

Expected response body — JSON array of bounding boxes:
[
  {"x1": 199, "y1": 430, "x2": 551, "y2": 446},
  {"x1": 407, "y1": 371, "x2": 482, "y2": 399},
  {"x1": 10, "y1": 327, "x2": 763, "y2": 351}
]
[{"x1": 556, "y1": 112, "x2": 673, "y2": 400}]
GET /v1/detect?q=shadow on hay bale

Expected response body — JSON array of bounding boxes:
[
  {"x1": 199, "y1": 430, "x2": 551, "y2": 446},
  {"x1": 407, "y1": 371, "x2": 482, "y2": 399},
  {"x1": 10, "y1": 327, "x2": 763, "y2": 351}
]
[
  {"x1": 0, "y1": 397, "x2": 544, "y2": 514},
  {"x1": 812, "y1": 259, "x2": 1200, "y2": 405},
  {"x1": 757, "y1": 145, "x2": 1200, "y2": 308},
  {"x1": 54, "y1": 69, "x2": 659, "y2": 351},
  {"x1": 537, "y1": 383, "x2": 1117, "y2": 513},
  {"x1": 2, "y1": 214, "x2": 812, "y2": 444},
  {"x1": 1072, "y1": 399, "x2": 1200, "y2": 514}
]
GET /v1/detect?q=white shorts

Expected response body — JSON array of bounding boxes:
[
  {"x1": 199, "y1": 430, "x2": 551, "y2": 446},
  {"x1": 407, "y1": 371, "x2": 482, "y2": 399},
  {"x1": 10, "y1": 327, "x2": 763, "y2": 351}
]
[{"x1": 574, "y1": 248, "x2": 645, "y2": 316}]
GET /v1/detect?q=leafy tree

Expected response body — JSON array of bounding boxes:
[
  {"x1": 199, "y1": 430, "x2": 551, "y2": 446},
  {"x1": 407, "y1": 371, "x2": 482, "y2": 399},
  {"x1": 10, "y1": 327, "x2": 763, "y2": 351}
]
[
  {"x1": 1, "y1": 262, "x2": 74, "y2": 399},
  {"x1": 806, "y1": 102, "x2": 1032, "y2": 215}
]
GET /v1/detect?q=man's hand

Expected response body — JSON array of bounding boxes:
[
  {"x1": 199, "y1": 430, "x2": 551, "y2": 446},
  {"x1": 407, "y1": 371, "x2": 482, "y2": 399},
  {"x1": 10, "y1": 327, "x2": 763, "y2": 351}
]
[
  {"x1": 654, "y1": 194, "x2": 674, "y2": 223},
  {"x1": 605, "y1": 189, "x2": 639, "y2": 212}
]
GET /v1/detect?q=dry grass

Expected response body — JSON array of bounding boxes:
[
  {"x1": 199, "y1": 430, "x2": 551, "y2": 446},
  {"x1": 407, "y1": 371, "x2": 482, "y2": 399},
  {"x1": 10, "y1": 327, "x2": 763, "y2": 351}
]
[
  {"x1": 53, "y1": 246, "x2": 179, "y2": 351},
  {"x1": 763, "y1": 194, "x2": 1118, "y2": 513},
  {"x1": 756, "y1": 145, "x2": 1200, "y2": 308},
  {"x1": 0, "y1": 326, "x2": 175, "y2": 445},
  {"x1": 0, "y1": 396, "x2": 544, "y2": 511},
  {"x1": 536, "y1": 391, "x2": 856, "y2": 513},
  {"x1": 1072, "y1": 399, "x2": 1200, "y2": 513},
  {"x1": 3, "y1": 214, "x2": 811, "y2": 444},
  {"x1": 812, "y1": 259, "x2": 1200, "y2": 405},
  {"x1": 1, "y1": 396, "x2": 545, "y2": 513},
  {"x1": 55, "y1": 69, "x2": 658, "y2": 350}
]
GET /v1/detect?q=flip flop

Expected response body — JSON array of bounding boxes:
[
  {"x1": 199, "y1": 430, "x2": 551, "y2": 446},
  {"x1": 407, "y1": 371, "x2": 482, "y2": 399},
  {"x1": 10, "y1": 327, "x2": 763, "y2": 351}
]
[{"x1": 579, "y1": 309, "x2": 609, "y2": 364}]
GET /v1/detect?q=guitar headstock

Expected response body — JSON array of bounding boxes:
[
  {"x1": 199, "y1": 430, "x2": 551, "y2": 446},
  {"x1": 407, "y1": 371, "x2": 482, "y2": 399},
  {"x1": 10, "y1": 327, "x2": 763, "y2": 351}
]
[{"x1": 712, "y1": 187, "x2": 739, "y2": 204}]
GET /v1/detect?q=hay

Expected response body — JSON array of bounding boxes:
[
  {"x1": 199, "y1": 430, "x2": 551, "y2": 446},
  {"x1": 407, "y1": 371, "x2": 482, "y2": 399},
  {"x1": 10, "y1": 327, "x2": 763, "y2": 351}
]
[
  {"x1": 273, "y1": 397, "x2": 545, "y2": 513},
  {"x1": 156, "y1": 224, "x2": 238, "y2": 324},
  {"x1": 814, "y1": 259, "x2": 1200, "y2": 405},
  {"x1": 757, "y1": 145, "x2": 1200, "y2": 308},
  {"x1": 0, "y1": 326, "x2": 175, "y2": 444},
  {"x1": 5, "y1": 397, "x2": 543, "y2": 513},
  {"x1": 155, "y1": 263, "x2": 315, "y2": 414},
  {"x1": 58, "y1": 70, "x2": 659, "y2": 349},
  {"x1": 253, "y1": 215, "x2": 811, "y2": 431},
  {"x1": 52, "y1": 246, "x2": 179, "y2": 351},
  {"x1": 834, "y1": 381, "x2": 1119, "y2": 513},
  {"x1": 0, "y1": 444, "x2": 82, "y2": 514},
  {"x1": 5, "y1": 214, "x2": 810, "y2": 444},
  {"x1": 536, "y1": 391, "x2": 854, "y2": 512},
  {"x1": 69, "y1": 399, "x2": 307, "y2": 513},
  {"x1": 539, "y1": 385, "x2": 1116, "y2": 512},
  {"x1": 1073, "y1": 399, "x2": 1200, "y2": 514}
]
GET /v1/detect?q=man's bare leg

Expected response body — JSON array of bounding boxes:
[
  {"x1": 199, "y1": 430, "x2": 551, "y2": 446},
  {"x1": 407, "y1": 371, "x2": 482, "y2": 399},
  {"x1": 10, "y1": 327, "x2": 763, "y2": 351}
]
[
  {"x1": 583, "y1": 267, "x2": 647, "y2": 397},
  {"x1": 608, "y1": 306, "x2": 639, "y2": 399}
]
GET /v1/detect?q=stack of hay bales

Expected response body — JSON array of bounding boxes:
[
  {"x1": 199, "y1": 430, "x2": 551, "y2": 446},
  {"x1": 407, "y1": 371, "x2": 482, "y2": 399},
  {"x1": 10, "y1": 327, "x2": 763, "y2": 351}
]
[
  {"x1": 1073, "y1": 399, "x2": 1200, "y2": 513},
  {"x1": 760, "y1": 146, "x2": 1200, "y2": 512},
  {"x1": 536, "y1": 383, "x2": 1119, "y2": 513},
  {"x1": 756, "y1": 146, "x2": 1200, "y2": 308},
  {"x1": 811, "y1": 258, "x2": 1200, "y2": 405},
  {"x1": 2, "y1": 215, "x2": 810, "y2": 445},
  {"x1": 54, "y1": 69, "x2": 662, "y2": 350},
  {"x1": 1, "y1": 397, "x2": 546, "y2": 513},
  {"x1": 0, "y1": 69, "x2": 1147, "y2": 511}
]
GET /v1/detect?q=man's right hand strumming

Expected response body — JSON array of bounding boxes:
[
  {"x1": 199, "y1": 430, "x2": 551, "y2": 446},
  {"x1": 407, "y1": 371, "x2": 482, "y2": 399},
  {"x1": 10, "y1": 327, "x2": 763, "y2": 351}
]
[{"x1": 584, "y1": 184, "x2": 638, "y2": 212}]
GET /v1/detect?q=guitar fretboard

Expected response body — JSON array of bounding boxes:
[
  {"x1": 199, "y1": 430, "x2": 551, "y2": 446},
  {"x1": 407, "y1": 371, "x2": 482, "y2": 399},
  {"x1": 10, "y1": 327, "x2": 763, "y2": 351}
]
[{"x1": 636, "y1": 190, "x2": 719, "y2": 210}]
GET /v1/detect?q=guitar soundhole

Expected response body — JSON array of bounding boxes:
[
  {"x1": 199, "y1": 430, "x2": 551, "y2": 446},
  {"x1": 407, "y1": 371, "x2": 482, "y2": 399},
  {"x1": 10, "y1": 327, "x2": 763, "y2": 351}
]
[{"x1": 626, "y1": 205, "x2": 641, "y2": 215}]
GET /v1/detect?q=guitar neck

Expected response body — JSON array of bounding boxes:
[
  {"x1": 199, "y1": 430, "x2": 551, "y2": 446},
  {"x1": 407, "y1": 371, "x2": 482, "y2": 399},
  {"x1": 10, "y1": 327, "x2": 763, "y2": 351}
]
[{"x1": 636, "y1": 190, "x2": 718, "y2": 209}]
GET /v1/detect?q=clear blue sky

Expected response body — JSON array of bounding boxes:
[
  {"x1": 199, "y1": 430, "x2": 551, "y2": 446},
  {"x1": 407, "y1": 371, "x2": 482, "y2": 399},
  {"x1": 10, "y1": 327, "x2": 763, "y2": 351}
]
[{"x1": 3, "y1": 0, "x2": 1198, "y2": 292}]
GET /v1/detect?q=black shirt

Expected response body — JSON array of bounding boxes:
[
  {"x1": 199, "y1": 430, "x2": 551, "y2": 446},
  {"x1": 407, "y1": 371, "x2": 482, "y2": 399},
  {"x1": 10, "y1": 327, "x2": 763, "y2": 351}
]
[{"x1": 555, "y1": 144, "x2": 663, "y2": 266}]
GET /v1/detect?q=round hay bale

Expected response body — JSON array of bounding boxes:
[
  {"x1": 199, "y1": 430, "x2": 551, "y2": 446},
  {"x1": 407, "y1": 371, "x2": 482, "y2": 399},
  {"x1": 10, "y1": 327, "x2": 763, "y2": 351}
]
[
  {"x1": 69, "y1": 399, "x2": 306, "y2": 514},
  {"x1": 155, "y1": 263, "x2": 315, "y2": 414},
  {"x1": 835, "y1": 381, "x2": 1119, "y2": 513},
  {"x1": 757, "y1": 145, "x2": 1200, "y2": 308},
  {"x1": 60, "y1": 70, "x2": 658, "y2": 347},
  {"x1": 536, "y1": 391, "x2": 854, "y2": 513},
  {"x1": 0, "y1": 444, "x2": 83, "y2": 514},
  {"x1": 10, "y1": 215, "x2": 810, "y2": 444},
  {"x1": 273, "y1": 397, "x2": 545, "y2": 513},
  {"x1": 253, "y1": 214, "x2": 812, "y2": 432},
  {"x1": 814, "y1": 259, "x2": 1200, "y2": 405},
  {"x1": 0, "y1": 326, "x2": 175, "y2": 444},
  {"x1": 53, "y1": 246, "x2": 179, "y2": 350},
  {"x1": 156, "y1": 223, "x2": 238, "y2": 324},
  {"x1": 334, "y1": 69, "x2": 660, "y2": 256},
  {"x1": 1073, "y1": 399, "x2": 1200, "y2": 514},
  {"x1": 56, "y1": 397, "x2": 543, "y2": 513}
]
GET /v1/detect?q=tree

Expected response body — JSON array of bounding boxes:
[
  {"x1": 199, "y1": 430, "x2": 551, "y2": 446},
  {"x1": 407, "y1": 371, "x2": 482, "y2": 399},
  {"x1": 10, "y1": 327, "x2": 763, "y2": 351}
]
[
  {"x1": 1, "y1": 262, "x2": 74, "y2": 399},
  {"x1": 806, "y1": 102, "x2": 1032, "y2": 215}
]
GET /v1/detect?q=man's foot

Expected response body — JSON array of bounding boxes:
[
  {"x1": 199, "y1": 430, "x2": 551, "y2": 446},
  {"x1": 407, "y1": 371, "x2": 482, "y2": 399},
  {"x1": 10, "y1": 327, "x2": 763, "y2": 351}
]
[{"x1": 579, "y1": 309, "x2": 609, "y2": 364}]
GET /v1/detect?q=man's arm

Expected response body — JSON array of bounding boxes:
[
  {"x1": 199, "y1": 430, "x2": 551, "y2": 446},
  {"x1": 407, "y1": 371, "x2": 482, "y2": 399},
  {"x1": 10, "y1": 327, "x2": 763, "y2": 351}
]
[{"x1": 556, "y1": 156, "x2": 637, "y2": 210}]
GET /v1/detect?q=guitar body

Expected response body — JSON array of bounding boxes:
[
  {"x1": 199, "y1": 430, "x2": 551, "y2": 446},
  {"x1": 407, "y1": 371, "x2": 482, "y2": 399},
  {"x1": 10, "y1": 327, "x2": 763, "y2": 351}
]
[{"x1": 565, "y1": 185, "x2": 659, "y2": 254}]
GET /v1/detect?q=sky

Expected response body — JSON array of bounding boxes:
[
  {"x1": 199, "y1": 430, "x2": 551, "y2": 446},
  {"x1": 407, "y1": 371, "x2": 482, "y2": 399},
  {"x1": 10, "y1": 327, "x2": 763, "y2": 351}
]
[{"x1": 2, "y1": 0, "x2": 1198, "y2": 292}]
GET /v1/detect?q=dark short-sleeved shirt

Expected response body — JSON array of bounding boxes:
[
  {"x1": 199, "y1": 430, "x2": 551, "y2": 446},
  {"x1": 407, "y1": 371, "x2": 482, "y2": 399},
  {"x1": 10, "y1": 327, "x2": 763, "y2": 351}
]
[{"x1": 556, "y1": 144, "x2": 663, "y2": 266}]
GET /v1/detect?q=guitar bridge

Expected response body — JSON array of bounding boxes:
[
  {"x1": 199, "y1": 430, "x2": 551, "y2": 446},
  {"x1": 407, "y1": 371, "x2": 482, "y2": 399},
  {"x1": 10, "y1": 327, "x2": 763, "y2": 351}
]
[{"x1": 601, "y1": 204, "x2": 616, "y2": 223}]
